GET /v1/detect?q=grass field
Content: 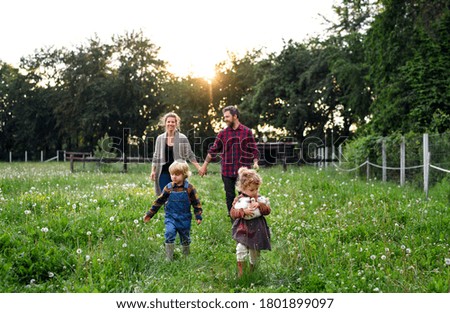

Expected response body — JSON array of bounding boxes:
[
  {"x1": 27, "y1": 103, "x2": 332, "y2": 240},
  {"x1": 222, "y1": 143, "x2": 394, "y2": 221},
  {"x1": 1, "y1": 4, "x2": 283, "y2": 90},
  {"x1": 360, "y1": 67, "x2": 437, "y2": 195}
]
[{"x1": 0, "y1": 162, "x2": 449, "y2": 293}]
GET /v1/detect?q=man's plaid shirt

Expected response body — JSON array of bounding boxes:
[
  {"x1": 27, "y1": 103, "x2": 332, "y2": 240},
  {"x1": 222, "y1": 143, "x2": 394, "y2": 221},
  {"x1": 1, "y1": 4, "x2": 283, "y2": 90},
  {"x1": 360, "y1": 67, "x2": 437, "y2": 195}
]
[{"x1": 208, "y1": 124, "x2": 259, "y2": 177}]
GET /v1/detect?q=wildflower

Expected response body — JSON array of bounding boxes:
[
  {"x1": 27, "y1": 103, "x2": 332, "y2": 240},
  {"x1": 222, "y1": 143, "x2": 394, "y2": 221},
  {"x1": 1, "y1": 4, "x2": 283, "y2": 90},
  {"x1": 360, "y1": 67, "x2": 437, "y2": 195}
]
[
  {"x1": 48, "y1": 272, "x2": 54, "y2": 278},
  {"x1": 85, "y1": 255, "x2": 90, "y2": 262},
  {"x1": 381, "y1": 255, "x2": 387, "y2": 260},
  {"x1": 445, "y1": 258, "x2": 450, "y2": 266},
  {"x1": 134, "y1": 219, "x2": 139, "y2": 225},
  {"x1": 405, "y1": 248, "x2": 411, "y2": 254},
  {"x1": 401, "y1": 245, "x2": 406, "y2": 250},
  {"x1": 86, "y1": 231, "x2": 92, "y2": 236},
  {"x1": 41, "y1": 227, "x2": 49, "y2": 233},
  {"x1": 72, "y1": 203, "x2": 77, "y2": 209},
  {"x1": 373, "y1": 287, "x2": 380, "y2": 292},
  {"x1": 370, "y1": 255, "x2": 376, "y2": 260},
  {"x1": 122, "y1": 243, "x2": 128, "y2": 248},
  {"x1": 110, "y1": 216, "x2": 115, "y2": 222},
  {"x1": 24, "y1": 210, "x2": 31, "y2": 215},
  {"x1": 76, "y1": 248, "x2": 82, "y2": 254}
]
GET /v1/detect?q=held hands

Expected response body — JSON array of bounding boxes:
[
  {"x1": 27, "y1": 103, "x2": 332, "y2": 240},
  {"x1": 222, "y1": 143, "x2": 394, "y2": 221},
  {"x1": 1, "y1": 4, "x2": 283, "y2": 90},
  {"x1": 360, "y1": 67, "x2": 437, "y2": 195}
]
[{"x1": 198, "y1": 164, "x2": 208, "y2": 177}]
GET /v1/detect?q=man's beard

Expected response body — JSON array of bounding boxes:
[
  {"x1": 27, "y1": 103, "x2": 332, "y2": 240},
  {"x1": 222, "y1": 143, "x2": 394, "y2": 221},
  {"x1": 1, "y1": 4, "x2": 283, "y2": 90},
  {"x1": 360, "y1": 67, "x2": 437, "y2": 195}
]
[{"x1": 226, "y1": 120, "x2": 235, "y2": 128}]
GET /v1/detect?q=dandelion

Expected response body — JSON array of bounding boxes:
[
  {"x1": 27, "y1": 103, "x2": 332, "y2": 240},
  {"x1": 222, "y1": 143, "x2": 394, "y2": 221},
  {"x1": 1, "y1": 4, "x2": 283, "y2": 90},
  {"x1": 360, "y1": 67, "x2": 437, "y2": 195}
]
[
  {"x1": 24, "y1": 210, "x2": 31, "y2": 215},
  {"x1": 122, "y1": 243, "x2": 128, "y2": 248},
  {"x1": 373, "y1": 287, "x2": 380, "y2": 292},
  {"x1": 85, "y1": 255, "x2": 91, "y2": 262},
  {"x1": 41, "y1": 227, "x2": 49, "y2": 233},
  {"x1": 48, "y1": 272, "x2": 54, "y2": 278},
  {"x1": 134, "y1": 219, "x2": 139, "y2": 225},
  {"x1": 405, "y1": 248, "x2": 411, "y2": 254},
  {"x1": 401, "y1": 245, "x2": 406, "y2": 250},
  {"x1": 110, "y1": 216, "x2": 115, "y2": 222},
  {"x1": 76, "y1": 248, "x2": 82, "y2": 254},
  {"x1": 72, "y1": 203, "x2": 77, "y2": 209},
  {"x1": 381, "y1": 255, "x2": 387, "y2": 260},
  {"x1": 370, "y1": 255, "x2": 376, "y2": 260},
  {"x1": 86, "y1": 231, "x2": 92, "y2": 236},
  {"x1": 445, "y1": 258, "x2": 450, "y2": 266}
]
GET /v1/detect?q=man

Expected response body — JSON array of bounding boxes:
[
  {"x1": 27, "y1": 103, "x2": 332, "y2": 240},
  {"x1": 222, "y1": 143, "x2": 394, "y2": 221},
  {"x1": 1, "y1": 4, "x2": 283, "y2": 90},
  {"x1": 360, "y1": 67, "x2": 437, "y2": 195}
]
[{"x1": 200, "y1": 106, "x2": 259, "y2": 218}]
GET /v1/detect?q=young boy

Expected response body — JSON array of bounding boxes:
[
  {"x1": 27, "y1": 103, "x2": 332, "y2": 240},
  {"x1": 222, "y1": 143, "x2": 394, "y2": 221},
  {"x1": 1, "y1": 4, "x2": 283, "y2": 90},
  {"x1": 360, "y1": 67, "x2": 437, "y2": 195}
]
[{"x1": 144, "y1": 160, "x2": 202, "y2": 261}]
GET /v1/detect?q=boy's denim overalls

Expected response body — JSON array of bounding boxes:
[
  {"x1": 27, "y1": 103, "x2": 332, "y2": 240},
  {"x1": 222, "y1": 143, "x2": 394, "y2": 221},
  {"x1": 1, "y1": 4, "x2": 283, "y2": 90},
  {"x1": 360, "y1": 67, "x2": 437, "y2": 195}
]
[{"x1": 164, "y1": 180, "x2": 192, "y2": 246}]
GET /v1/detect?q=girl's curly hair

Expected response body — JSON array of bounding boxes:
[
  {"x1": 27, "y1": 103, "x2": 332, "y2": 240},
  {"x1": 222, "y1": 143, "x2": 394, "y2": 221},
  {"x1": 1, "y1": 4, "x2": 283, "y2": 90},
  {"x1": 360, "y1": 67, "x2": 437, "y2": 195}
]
[{"x1": 236, "y1": 167, "x2": 262, "y2": 191}]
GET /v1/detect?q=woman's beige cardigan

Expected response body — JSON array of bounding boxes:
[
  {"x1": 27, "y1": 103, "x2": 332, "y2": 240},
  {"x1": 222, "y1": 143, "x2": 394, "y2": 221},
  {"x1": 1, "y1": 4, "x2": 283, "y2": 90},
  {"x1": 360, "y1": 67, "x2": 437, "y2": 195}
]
[{"x1": 152, "y1": 131, "x2": 197, "y2": 195}]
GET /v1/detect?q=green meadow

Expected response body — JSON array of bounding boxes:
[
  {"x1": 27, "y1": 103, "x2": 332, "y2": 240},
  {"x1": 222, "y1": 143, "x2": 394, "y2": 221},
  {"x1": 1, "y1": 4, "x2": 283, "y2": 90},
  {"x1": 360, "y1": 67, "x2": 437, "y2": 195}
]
[{"x1": 0, "y1": 162, "x2": 449, "y2": 292}]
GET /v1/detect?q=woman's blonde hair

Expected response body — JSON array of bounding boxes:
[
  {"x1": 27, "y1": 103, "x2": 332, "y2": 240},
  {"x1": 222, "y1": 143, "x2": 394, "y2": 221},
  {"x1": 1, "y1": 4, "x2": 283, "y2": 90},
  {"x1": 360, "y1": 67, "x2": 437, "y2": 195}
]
[
  {"x1": 236, "y1": 167, "x2": 262, "y2": 191},
  {"x1": 169, "y1": 160, "x2": 192, "y2": 179},
  {"x1": 158, "y1": 112, "x2": 181, "y2": 130}
]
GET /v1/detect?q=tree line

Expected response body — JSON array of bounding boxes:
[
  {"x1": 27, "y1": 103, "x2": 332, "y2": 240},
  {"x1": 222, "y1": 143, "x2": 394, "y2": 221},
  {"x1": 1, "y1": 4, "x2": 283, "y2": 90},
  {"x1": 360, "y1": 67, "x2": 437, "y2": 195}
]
[{"x1": 1, "y1": 0, "x2": 449, "y2": 161}]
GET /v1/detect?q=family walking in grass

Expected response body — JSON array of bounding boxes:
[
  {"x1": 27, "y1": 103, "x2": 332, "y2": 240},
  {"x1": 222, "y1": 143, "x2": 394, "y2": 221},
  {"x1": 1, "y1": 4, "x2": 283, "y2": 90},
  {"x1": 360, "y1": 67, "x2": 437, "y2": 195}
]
[{"x1": 143, "y1": 106, "x2": 271, "y2": 277}]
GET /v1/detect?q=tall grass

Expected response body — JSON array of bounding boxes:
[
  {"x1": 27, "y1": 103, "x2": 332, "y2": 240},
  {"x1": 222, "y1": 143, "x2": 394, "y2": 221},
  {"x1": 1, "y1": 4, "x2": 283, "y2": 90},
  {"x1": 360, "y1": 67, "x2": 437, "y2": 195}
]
[{"x1": 0, "y1": 162, "x2": 449, "y2": 292}]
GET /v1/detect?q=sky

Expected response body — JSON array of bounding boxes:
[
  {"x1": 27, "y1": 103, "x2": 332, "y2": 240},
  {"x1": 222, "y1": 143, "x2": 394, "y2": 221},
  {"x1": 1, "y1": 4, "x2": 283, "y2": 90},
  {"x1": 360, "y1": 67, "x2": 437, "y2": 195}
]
[{"x1": 1, "y1": 0, "x2": 337, "y2": 79}]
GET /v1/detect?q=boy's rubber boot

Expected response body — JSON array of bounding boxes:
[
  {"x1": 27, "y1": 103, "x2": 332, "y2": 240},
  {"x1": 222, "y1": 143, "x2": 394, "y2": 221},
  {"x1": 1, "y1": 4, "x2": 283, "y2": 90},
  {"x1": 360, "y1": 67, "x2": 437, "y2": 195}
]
[
  {"x1": 165, "y1": 243, "x2": 175, "y2": 261},
  {"x1": 237, "y1": 261, "x2": 244, "y2": 278},
  {"x1": 182, "y1": 245, "x2": 190, "y2": 256}
]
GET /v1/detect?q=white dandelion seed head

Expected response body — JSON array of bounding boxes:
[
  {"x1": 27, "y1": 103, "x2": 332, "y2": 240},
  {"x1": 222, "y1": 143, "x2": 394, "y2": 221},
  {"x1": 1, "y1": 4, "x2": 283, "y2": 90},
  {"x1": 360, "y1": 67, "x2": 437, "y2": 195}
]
[
  {"x1": 405, "y1": 248, "x2": 411, "y2": 254},
  {"x1": 41, "y1": 227, "x2": 49, "y2": 233},
  {"x1": 122, "y1": 243, "x2": 128, "y2": 248},
  {"x1": 401, "y1": 245, "x2": 406, "y2": 250},
  {"x1": 381, "y1": 255, "x2": 387, "y2": 260},
  {"x1": 370, "y1": 255, "x2": 376, "y2": 260},
  {"x1": 24, "y1": 210, "x2": 31, "y2": 215},
  {"x1": 76, "y1": 248, "x2": 82, "y2": 254},
  {"x1": 109, "y1": 216, "x2": 115, "y2": 222},
  {"x1": 72, "y1": 204, "x2": 77, "y2": 209},
  {"x1": 86, "y1": 231, "x2": 92, "y2": 236},
  {"x1": 134, "y1": 219, "x2": 139, "y2": 224},
  {"x1": 85, "y1": 255, "x2": 90, "y2": 261},
  {"x1": 445, "y1": 258, "x2": 450, "y2": 266},
  {"x1": 48, "y1": 272, "x2": 54, "y2": 278}
]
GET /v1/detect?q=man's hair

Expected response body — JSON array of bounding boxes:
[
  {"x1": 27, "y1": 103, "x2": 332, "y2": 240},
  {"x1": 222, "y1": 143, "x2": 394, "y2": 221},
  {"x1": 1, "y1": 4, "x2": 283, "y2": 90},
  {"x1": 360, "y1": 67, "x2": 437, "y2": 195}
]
[{"x1": 222, "y1": 106, "x2": 240, "y2": 119}]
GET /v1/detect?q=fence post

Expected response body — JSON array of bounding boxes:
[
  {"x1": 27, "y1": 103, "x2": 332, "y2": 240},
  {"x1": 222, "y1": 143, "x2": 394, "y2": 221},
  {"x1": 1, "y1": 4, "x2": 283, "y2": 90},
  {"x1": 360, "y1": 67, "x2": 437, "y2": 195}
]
[
  {"x1": 9, "y1": 151, "x2": 12, "y2": 163},
  {"x1": 366, "y1": 158, "x2": 370, "y2": 181},
  {"x1": 25, "y1": 151, "x2": 28, "y2": 162},
  {"x1": 324, "y1": 146, "x2": 328, "y2": 168},
  {"x1": 400, "y1": 136, "x2": 405, "y2": 186},
  {"x1": 338, "y1": 145, "x2": 342, "y2": 166},
  {"x1": 382, "y1": 139, "x2": 387, "y2": 182},
  {"x1": 41, "y1": 151, "x2": 44, "y2": 162},
  {"x1": 423, "y1": 133, "x2": 429, "y2": 199}
]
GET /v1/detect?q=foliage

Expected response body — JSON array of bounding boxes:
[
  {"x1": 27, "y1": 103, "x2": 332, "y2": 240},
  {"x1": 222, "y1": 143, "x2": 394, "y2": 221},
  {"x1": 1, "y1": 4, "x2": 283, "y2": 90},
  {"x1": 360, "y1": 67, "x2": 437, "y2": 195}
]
[
  {"x1": 0, "y1": 162, "x2": 449, "y2": 292},
  {"x1": 365, "y1": 0, "x2": 450, "y2": 135}
]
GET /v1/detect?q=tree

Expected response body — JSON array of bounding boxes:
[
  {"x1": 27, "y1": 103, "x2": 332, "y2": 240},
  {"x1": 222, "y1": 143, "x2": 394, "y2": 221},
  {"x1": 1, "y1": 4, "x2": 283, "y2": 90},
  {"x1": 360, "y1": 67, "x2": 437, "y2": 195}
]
[{"x1": 365, "y1": 0, "x2": 450, "y2": 135}]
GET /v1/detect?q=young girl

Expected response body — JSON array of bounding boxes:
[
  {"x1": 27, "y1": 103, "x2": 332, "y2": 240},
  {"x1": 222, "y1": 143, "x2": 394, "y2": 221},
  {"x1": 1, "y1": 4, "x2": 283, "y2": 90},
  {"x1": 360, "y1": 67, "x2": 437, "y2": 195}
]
[
  {"x1": 144, "y1": 160, "x2": 202, "y2": 261},
  {"x1": 230, "y1": 167, "x2": 271, "y2": 277}
]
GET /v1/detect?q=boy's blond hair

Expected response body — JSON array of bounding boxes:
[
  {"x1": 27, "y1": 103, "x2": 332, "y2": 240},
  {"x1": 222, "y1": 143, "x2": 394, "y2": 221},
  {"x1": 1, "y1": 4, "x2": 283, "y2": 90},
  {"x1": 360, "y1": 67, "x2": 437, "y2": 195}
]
[
  {"x1": 169, "y1": 160, "x2": 192, "y2": 179},
  {"x1": 236, "y1": 167, "x2": 262, "y2": 192}
]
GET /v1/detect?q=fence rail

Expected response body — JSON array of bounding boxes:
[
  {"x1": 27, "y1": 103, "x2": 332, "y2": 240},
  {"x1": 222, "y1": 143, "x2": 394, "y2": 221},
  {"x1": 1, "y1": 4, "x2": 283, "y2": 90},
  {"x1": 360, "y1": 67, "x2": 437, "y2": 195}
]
[{"x1": 330, "y1": 133, "x2": 449, "y2": 199}]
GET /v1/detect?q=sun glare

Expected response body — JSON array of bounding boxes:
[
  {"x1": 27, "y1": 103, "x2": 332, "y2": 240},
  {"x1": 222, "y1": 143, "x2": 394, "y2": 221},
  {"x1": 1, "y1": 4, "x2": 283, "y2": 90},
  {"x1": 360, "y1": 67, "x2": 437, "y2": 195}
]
[{"x1": 166, "y1": 55, "x2": 217, "y2": 82}]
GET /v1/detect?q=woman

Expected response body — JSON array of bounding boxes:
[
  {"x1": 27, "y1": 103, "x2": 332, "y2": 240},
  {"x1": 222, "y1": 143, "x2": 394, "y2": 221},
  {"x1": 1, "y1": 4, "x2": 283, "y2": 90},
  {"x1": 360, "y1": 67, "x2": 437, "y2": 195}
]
[{"x1": 151, "y1": 112, "x2": 201, "y2": 195}]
